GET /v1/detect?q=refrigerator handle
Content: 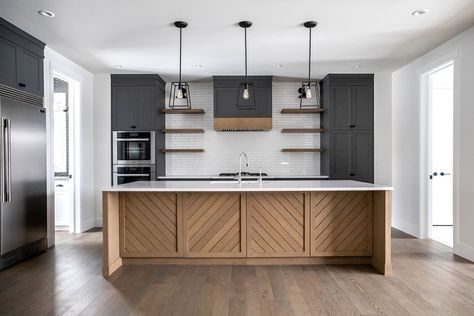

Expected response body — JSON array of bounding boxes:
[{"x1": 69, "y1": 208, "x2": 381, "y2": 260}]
[
  {"x1": 1, "y1": 118, "x2": 6, "y2": 203},
  {"x1": 5, "y1": 118, "x2": 11, "y2": 202},
  {"x1": 1, "y1": 118, "x2": 11, "y2": 203}
]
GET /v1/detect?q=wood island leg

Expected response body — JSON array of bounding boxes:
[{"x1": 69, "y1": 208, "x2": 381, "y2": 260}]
[
  {"x1": 371, "y1": 190, "x2": 392, "y2": 276},
  {"x1": 102, "y1": 191, "x2": 122, "y2": 277}
]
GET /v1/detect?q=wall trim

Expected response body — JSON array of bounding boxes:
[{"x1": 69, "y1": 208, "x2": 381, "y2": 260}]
[
  {"x1": 454, "y1": 242, "x2": 474, "y2": 262},
  {"x1": 392, "y1": 218, "x2": 420, "y2": 238}
]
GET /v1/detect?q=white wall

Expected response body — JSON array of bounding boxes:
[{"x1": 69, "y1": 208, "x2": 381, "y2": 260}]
[
  {"x1": 44, "y1": 47, "x2": 95, "y2": 241},
  {"x1": 374, "y1": 72, "x2": 392, "y2": 186},
  {"x1": 165, "y1": 82, "x2": 321, "y2": 176},
  {"x1": 93, "y1": 74, "x2": 111, "y2": 227},
  {"x1": 392, "y1": 26, "x2": 474, "y2": 261}
]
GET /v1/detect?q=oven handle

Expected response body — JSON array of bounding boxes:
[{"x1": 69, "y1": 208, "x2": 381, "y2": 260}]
[
  {"x1": 116, "y1": 174, "x2": 150, "y2": 177},
  {"x1": 116, "y1": 138, "x2": 150, "y2": 141}
]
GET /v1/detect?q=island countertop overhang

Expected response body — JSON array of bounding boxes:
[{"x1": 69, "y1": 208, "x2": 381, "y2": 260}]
[{"x1": 103, "y1": 180, "x2": 393, "y2": 192}]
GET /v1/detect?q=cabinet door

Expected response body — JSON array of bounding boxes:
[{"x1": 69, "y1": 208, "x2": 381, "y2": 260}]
[
  {"x1": 17, "y1": 48, "x2": 43, "y2": 96},
  {"x1": 0, "y1": 36, "x2": 18, "y2": 88},
  {"x1": 247, "y1": 192, "x2": 309, "y2": 257},
  {"x1": 112, "y1": 86, "x2": 135, "y2": 130},
  {"x1": 331, "y1": 86, "x2": 351, "y2": 129},
  {"x1": 351, "y1": 130, "x2": 374, "y2": 182},
  {"x1": 311, "y1": 191, "x2": 373, "y2": 256},
  {"x1": 184, "y1": 193, "x2": 245, "y2": 257},
  {"x1": 136, "y1": 86, "x2": 155, "y2": 131},
  {"x1": 351, "y1": 85, "x2": 373, "y2": 129},
  {"x1": 121, "y1": 192, "x2": 182, "y2": 257},
  {"x1": 331, "y1": 130, "x2": 351, "y2": 179}
]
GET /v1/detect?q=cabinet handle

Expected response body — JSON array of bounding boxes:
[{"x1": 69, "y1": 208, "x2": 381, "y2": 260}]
[
  {"x1": 131, "y1": 125, "x2": 137, "y2": 129},
  {"x1": 349, "y1": 173, "x2": 356, "y2": 176},
  {"x1": 18, "y1": 83, "x2": 26, "y2": 87},
  {"x1": 349, "y1": 125, "x2": 355, "y2": 128}
]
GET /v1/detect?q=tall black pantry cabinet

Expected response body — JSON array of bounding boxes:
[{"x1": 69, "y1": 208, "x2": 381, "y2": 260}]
[
  {"x1": 320, "y1": 74, "x2": 374, "y2": 183},
  {"x1": 111, "y1": 74, "x2": 166, "y2": 176}
]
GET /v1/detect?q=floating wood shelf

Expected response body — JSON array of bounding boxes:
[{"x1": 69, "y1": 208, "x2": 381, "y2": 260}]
[
  {"x1": 161, "y1": 149, "x2": 204, "y2": 153},
  {"x1": 281, "y1": 108, "x2": 324, "y2": 114},
  {"x1": 281, "y1": 148, "x2": 324, "y2": 153},
  {"x1": 281, "y1": 128, "x2": 324, "y2": 133},
  {"x1": 161, "y1": 109, "x2": 205, "y2": 114},
  {"x1": 161, "y1": 129, "x2": 205, "y2": 134}
]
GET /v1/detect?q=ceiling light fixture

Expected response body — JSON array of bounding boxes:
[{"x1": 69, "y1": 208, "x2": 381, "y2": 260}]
[
  {"x1": 274, "y1": 64, "x2": 283, "y2": 68},
  {"x1": 239, "y1": 21, "x2": 252, "y2": 100},
  {"x1": 353, "y1": 64, "x2": 363, "y2": 69},
  {"x1": 114, "y1": 65, "x2": 123, "y2": 69},
  {"x1": 298, "y1": 21, "x2": 321, "y2": 109},
  {"x1": 169, "y1": 21, "x2": 191, "y2": 109},
  {"x1": 193, "y1": 64, "x2": 202, "y2": 68},
  {"x1": 38, "y1": 10, "x2": 55, "y2": 18},
  {"x1": 412, "y1": 9, "x2": 428, "y2": 16}
]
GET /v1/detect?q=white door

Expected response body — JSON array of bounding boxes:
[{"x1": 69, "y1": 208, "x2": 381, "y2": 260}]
[{"x1": 428, "y1": 63, "x2": 454, "y2": 247}]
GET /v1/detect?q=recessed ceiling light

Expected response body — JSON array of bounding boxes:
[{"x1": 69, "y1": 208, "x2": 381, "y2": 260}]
[
  {"x1": 193, "y1": 64, "x2": 202, "y2": 68},
  {"x1": 114, "y1": 65, "x2": 123, "y2": 69},
  {"x1": 412, "y1": 9, "x2": 428, "y2": 16},
  {"x1": 353, "y1": 64, "x2": 363, "y2": 69},
  {"x1": 273, "y1": 64, "x2": 283, "y2": 68},
  {"x1": 38, "y1": 10, "x2": 55, "y2": 18}
]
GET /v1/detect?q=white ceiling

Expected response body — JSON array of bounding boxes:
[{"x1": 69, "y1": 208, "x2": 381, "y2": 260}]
[{"x1": 1, "y1": 0, "x2": 473, "y2": 81}]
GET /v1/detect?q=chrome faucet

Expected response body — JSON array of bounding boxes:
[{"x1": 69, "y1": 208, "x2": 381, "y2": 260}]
[{"x1": 238, "y1": 152, "x2": 249, "y2": 184}]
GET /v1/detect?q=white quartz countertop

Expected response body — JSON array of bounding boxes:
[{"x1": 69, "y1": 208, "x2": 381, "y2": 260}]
[{"x1": 103, "y1": 180, "x2": 393, "y2": 192}]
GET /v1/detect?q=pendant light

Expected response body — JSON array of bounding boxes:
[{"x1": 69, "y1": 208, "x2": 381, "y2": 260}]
[
  {"x1": 239, "y1": 21, "x2": 252, "y2": 100},
  {"x1": 298, "y1": 21, "x2": 321, "y2": 108},
  {"x1": 169, "y1": 21, "x2": 192, "y2": 109}
]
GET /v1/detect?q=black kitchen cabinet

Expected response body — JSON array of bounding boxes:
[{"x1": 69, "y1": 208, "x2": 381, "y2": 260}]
[
  {"x1": 0, "y1": 18, "x2": 45, "y2": 97},
  {"x1": 321, "y1": 74, "x2": 374, "y2": 183},
  {"x1": 111, "y1": 75, "x2": 165, "y2": 131}
]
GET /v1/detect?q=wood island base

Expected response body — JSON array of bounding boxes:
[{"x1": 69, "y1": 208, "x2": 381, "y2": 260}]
[{"x1": 103, "y1": 190, "x2": 391, "y2": 278}]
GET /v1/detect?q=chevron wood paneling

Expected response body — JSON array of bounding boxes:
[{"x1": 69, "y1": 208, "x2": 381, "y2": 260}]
[
  {"x1": 247, "y1": 192, "x2": 310, "y2": 257},
  {"x1": 310, "y1": 191, "x2": 373, "y2": 257},
  {"x1": 183, "y1": 193, "x2": 245, "y2": 257},
  {"x1": 120, "y1": 192, "x2": 182, "y2": 257}
]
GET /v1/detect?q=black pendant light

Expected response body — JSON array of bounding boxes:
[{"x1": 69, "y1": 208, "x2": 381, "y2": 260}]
[
  {"x1": 239, "y1": 21, "x2": 252, "y2": 100},
  {"x1": 298, "y1": 21, "x2": 321, "y2": 108},
  {"x1": 169, "y1": 21, "x2": 192, "y2": 109}
]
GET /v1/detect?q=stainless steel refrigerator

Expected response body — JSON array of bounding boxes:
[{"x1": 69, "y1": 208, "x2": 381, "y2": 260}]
[{"x1": 0, "y1": 95, "x2": 47, "y2": 269}]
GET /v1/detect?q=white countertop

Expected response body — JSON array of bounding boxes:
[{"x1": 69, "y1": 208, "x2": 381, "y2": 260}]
[
  {"x1": 156, "y1": 175, "x2": 329, "y2": 180},
  {"x1": 103, "y1": 180, "x2": 393, "y2": 192}
]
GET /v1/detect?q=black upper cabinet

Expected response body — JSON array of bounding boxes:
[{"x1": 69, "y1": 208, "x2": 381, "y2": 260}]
[
  {"x1": 0, "y1": 18, "x2": 45, "y2": 97},
  {"x1": 111, "y1": 74, "x2": 165, "y2": 131},
  {"x1": 321, "y1": 74, "x2": 374, "y2": 183},
  {"x1": 213, "y1": 76, "x2": 272, "y2": 118}
]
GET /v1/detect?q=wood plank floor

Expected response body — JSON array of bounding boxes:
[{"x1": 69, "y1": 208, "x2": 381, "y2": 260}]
[{"x1": 0, "y1": 229, "x2": 473, "y2": 315}]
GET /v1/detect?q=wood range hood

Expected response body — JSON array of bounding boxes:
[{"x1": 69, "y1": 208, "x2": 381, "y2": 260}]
[{"x1": 213, "y1": 76, "x2": 273, "y2": 131}]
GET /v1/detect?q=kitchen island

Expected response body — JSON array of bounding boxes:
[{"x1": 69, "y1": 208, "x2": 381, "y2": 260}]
[{"x1": 102, "y1": 180, "x2": 392, "y2": 277}]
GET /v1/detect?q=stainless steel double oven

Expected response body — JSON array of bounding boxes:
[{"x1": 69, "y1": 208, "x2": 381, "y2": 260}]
[{"x1": 112, "y1": 131, "x2": 156, "y2": 185}]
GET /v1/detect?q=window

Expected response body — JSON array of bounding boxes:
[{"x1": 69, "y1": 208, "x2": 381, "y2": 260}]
[{"x1": 53, "y1": 77, "x2": 70, "y2": 177}]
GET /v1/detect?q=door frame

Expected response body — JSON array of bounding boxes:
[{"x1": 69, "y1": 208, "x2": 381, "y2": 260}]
[
  {"x1": 419, "y1": 49, "x2": 460, "y2": 248},
  {"x1": 51, "y1": 72, "x2": 77, "y2": 234}
]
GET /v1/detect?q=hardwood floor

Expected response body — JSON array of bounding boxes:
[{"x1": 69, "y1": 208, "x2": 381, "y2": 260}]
[{"x1": 0, "y1": 229, "x2": 473, "y2": 315}]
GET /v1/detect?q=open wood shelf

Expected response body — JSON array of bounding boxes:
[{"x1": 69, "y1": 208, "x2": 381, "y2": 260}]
[
  {"x1": 281, "y1": 108, "x2": 324, "y2": 114},
  {"x1": 161, "y1": 149, "x2": 204, "y2": 153},
  {"x1": 281, "y1": 148, "x2": 324, "y2": 153},
  {"x1": 281, "y1": 128, "x2": 324, "y2": 133},
  {"x1": 161, "y1": 109, "x2": 205, "y2": 114},
  {"x1": 161, "y1": 129, "x2": 205, "y2": 134}
]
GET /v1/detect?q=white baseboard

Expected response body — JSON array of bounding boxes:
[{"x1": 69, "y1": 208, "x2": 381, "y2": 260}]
[
  {"x1": 455, "y1": 242, "x2": 474, "y2": 262},
  {"x1": 95, "y1": 217, "x2": 103, "y2": 228},
  {"x1": 392, "y1": 217, "x2": 420, "y2": 238}
]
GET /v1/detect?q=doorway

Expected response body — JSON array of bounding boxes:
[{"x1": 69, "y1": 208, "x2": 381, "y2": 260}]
[
  {"x1": 427, "y1": 63, "x2": 454, "y2": 247},
  {"x1": 52, "y1": 75, "x2": 75, "y2": 233}
]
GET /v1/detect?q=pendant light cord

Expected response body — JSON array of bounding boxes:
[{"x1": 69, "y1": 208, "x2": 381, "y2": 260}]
[
  {"x1": 308, "y1": 27, "x2": 312, "y2": 85},
  {"x1": 245, "y1": 27, "x2": 248, "y2": 86},
  {"x1": 179, "y1": 27, "x2": 182, "y2": 88}
]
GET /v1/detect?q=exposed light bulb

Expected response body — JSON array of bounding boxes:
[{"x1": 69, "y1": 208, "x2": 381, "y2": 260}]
[
  {"x1": 176, "y1": 88, "x2": 184, "y2": 99},
  {"x1": 305, "y1": 85, "x2": 312, "y2": 99},
  {"x1": 243, "y1": 87, "x2": 250, "y2": 100}
]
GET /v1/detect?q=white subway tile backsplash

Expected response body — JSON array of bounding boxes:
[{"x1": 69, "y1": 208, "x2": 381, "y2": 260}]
[{"x1": 164, "y1": 81, "x2": 321, "y2": 176}]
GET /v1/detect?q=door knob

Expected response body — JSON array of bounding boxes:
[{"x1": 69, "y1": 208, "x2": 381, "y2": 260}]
[
  {"x1": 432, "y1": 172, "x2": 438, "y2": 176},
  {"x1": 440, "y1": 172, "x2": 451, "y2": 176}
]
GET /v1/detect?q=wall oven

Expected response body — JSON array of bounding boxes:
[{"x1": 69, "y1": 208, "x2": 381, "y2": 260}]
[
  {"x1": 113, "y1": 131, "x2": 155, "y2": 165},
  {"x1": 113, "y1": 165, "x2": 156, "y2": 186}
]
